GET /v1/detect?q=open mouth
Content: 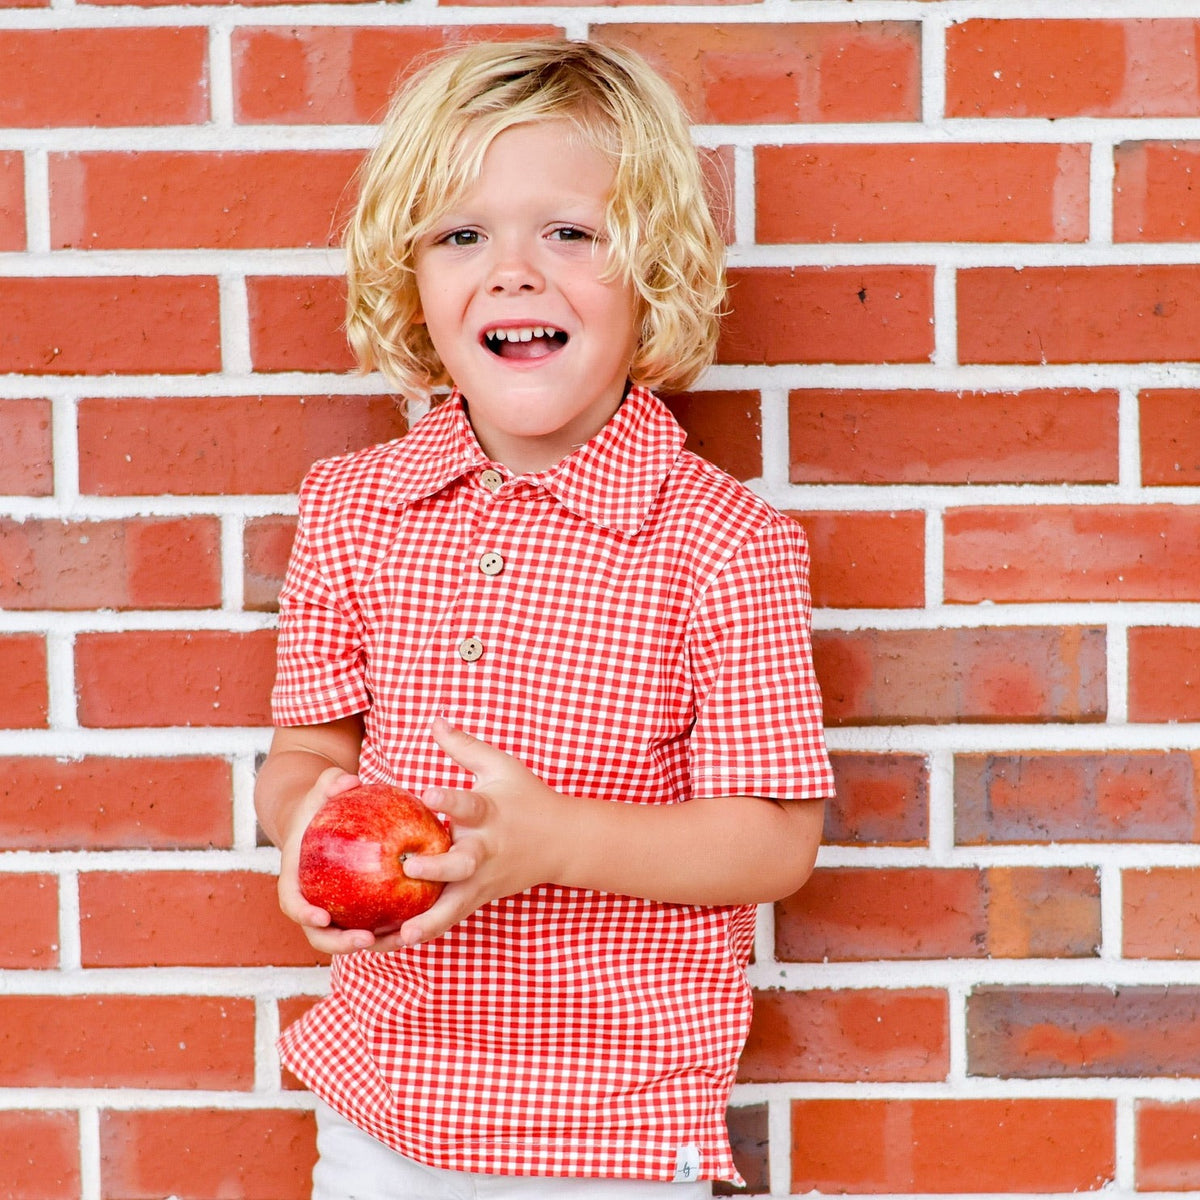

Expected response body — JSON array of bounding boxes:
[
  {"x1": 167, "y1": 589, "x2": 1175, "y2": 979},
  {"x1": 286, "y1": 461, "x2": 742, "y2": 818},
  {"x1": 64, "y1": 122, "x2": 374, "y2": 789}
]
[{"x1": 483, "y1": 325, "x2": 570, "y2": 360}]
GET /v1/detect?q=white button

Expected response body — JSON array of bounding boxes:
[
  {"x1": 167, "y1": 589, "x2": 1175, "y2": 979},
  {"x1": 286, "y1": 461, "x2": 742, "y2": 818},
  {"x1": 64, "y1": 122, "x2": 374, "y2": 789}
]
[
  {"x1": 479, "y1": 469, "x2": 503, "y2": 493},
  {"x1": 479, "y1": 551, "x2": 505, "y2": 577},
  {"x1": 458, "y1": 637, "x2": 484, "y2": 663}
]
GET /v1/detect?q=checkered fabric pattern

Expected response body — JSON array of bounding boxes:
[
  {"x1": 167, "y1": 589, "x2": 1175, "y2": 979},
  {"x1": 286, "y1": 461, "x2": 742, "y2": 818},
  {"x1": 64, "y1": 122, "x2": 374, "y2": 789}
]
[{"x1": 273, "y1": 387, "x2": 834, "y2": 1183}]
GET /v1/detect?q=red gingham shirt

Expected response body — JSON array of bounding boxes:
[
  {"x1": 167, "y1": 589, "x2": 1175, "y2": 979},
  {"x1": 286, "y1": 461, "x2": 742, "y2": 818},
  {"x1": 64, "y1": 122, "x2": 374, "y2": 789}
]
[{"x1": 272, "y1": 386, "x2": 834, "y2": 1183}]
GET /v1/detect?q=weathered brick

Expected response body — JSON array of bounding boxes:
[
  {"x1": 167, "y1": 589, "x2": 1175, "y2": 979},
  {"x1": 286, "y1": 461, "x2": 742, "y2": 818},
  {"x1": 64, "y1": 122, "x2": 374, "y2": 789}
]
[
  {"x1": 947, "y1": 19, "x2": 1200, "y2": 119},
  {"x1": 79, "y1": 870, "x2": 324, "y2": 968},
  {"x1": 78, "y1": 395, "x2": 405, "y2": 497},
  {"x1": 1128, "y1": 627, "x2": 1200, "y2": 723},
  {"x1": 0, "y1": 151, "x2": 24, "y2": 250},
  {"x1": 969, "y1": 986, "x2": 1200, "y2": 1077},
  {"x1": 0, "y1": 756, "x2": 232, "y2": 850},
  {"x1": 51, "y1": 151, "x2": 361, "y2": 250},
  {"x1": 0, "y1": 399, "x2": 53, "y2": 496},
  {"x1": 100, "y1": 1109, "x2": 316, "y2": 1200},
  {"x1": 0, "y1": 1111, "x2": 80, "y2": 1200},
  {"x1": 1141, "y1": 389, "x2": 1200, "y2": 485},
  {"x1": 956, "y1": 751, "x2": 1200, "y2": 844},
  {"x1": 0, "y1": 874, "x2": 57, "y2": 967},
  {"x1": 0, "y1": 516, "x2": 221, "y2": 610},
  {"x1": 0, "y1": 634, "x2": 48, "y2": 729},
  {"x1": 233, "y1": 25, "x2": 561, "y2": 123},
  {"x1": 1124, "y1": 868, "x2": 1200, "y2": 959},
  {"x1": 596, "y1": 23, "x2": 921, "y2": 124},
  {"x1": 0, "y1": 996, "x2": 254, "y2": 1088},
  {"x1": 1137, "y1": 1100, "x2": 1200, "y2": 1191},
  {"x1": 813, "y1": 626, "x2": 1107, "y2": 726},
  {"x1": 0, "y1": 277, "x2": 220, "y2": 375},
  {"x1": 944, "y1": 505, "x2": 1200, "y2": 602},
  {"x1": 0, "y1": 28, "x2": 207, "y2": 126},
  {"x1": 792, "y1": 1098, "x2": 1114, "y2": 1193},
  {"x1": 74, "y1": 630, "x2": 277, "y2": 728},
  {"x1": 788, "y1": 510, "x2": 924, "y2": 609},
  {"x1": 825, "y1": 753, "x2": 929, "y2": 847},
  {"x1": 243, "y1": 515, "x2": 298, "y2": 613},
  {"x1": 790, "y1": 388, "x2": 1118, "y2": 485},
  {"x1": 740, "y1": 988, "x2": 948, "y2": 1082},
  {"x1": 758, "y1": 143, "x2": 1089, "y2": 243},
  {"x1": 247, "y1": 276, "x2": 355, "y2": 373},
  {"x1": 1115, "y1": 141, "x2": 1200, "y2": 242},
  {"x1": 959, "y1": 266, "x2": 1200, "y2": 364},
  {"x1": 776, "y1": 867, "x2": 1098, "y2": 961},
  {"x1": 720, "y1": 268, "x2": 934, "y2": 366},
  {"x1": 661, "y1": 391, "x2": 761, "y2": 481}
]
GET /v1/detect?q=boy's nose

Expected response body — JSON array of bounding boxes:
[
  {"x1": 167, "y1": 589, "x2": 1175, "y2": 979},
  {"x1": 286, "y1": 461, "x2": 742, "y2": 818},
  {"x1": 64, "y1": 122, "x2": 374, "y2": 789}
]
[{"x1": 486, "y1": 246, "x2": 545, "y2": 294}]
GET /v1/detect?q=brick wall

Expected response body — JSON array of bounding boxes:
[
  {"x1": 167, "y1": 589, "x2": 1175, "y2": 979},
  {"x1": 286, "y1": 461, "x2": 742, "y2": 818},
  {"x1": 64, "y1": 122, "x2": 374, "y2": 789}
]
[{"x1": 2, "y1": 1, "x2": 1198, "y2": 1197}]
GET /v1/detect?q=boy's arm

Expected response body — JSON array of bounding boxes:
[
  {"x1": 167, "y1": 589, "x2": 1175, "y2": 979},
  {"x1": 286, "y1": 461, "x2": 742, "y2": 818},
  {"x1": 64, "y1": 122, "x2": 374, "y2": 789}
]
[
  {"x1": 396, "y1": 718, "x2": 827, "y2": 947},
  {"x1": 254, "y1": 714, "x2": 379, "y2": 955}
]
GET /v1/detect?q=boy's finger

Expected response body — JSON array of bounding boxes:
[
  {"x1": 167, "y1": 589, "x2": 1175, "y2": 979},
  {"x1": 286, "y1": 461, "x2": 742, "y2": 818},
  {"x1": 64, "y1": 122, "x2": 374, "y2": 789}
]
[
  {"x1": 430, "y1": 717, "x2": 507, "y2": 775},
  {"x1": 422, "y1": 785, "x2": 486, "y2": 826}
]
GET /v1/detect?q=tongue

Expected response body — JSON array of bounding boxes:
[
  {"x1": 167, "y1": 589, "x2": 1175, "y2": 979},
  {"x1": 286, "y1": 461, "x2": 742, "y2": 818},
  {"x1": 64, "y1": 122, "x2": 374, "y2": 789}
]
[{"x1": 496, "y1": 335, "x2": 562, "y2": 360}]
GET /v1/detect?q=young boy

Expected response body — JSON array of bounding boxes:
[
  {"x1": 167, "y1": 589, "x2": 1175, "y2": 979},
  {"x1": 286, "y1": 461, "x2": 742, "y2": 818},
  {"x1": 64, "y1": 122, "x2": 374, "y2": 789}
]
[{"x1": 255, "y1": 39, "x2": 835, "y2": 1198}]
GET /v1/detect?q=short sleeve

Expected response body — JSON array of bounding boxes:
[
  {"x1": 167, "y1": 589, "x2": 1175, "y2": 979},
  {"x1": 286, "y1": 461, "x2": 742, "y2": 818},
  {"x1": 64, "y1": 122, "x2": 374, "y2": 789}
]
[
  {"x1": 686, "y1": 516, "x2": 835, "y2": 801},
  {"x1": 270, "y1": 472, "x2": 372, "y2": 727}
]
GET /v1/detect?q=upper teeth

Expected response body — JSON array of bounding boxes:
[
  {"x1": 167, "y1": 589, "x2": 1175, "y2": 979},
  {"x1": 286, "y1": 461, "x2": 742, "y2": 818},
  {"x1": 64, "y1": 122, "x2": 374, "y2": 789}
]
[{"x1": 488, "y1": 326, "x2": 555, "y2": 342}]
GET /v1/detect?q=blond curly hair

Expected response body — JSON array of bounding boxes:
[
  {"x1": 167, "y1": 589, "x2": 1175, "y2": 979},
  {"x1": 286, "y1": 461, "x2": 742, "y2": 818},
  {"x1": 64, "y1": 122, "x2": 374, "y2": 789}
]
[{"x1": 343, "y1": 38, "x2": 726, "y2": 397}]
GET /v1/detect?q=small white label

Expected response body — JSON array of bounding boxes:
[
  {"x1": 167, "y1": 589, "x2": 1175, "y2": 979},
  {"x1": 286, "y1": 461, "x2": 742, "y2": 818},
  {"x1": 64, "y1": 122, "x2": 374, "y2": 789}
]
[{"x1": 673, "y1": 1144, "x2": 701, "y2": 1183}]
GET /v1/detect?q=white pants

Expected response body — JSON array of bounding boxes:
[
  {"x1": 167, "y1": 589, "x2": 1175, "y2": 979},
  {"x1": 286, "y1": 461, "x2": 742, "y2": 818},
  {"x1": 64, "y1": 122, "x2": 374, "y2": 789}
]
[{"x1": 312, "y1": 1102, "x2": 715, "y2": 1200}]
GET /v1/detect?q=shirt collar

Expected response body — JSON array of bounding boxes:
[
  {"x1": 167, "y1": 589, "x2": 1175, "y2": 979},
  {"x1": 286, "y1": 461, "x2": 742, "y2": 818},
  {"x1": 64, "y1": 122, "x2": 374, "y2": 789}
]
[{"x1": 383, "y1": 385, "x2": 686, "y2": 536}]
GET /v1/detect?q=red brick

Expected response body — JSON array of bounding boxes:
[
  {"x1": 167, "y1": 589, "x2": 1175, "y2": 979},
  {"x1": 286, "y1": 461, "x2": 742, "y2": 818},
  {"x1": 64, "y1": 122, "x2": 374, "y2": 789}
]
[
  {"x1": 1138, "y1": 1101, "x2": 1200, "y2": 1191},
  {"x1": 80, "y1": 871, "x2": 324, "y2": 968},
  {"x1": 1141, "y1": 389, "x2": 1200, "y2": 485},
  {"x1": 720, "y1": 268, "x2": 934, "y2": 366},
  {"x1": 0, "y1": 277, "x2": 220, "y2": 375},
  {"x1": 956, "y1": 752, "x2": 1200, "y2": 845},
  {"x1": 720, "y1": 1105, "x2": 767, "y2": 1199},
  {"x1": 777, "y1": 867, "x2": 1098, "y2": 962},
  {"x1": 1115, "y1": 141, "x2": 1200, "y2": 242},
  {"x1": 758, "y1": 143, "x2": 1089, "y2": 244},
  {"x1": 788, "y1": 510, "x2": 924, "y2": 609},
  {"x1": 234, "y1": 25, "x2": 561, "y2": 123},
  {"x1": 0, "y1": 28, "x2": 207, "y2": 126},
  {"x1": 0, "y1": 399, "x2": 52, "y2": 495},
  {"x1": 244, "y1": 515, "x2": 298, "y2": 612},
  {"x1": 0, "y1": 151, "x2": 23, "y2": 250},
  {"x1": 661, "y1": 391, "x2": 761, "y2": 481},
  {"x1": 969, "y1": 985, "x2": 1200, "y2": 1077},
  {"x1": 813, "y1": 625, "x2": 1107, "y2": 726},
  {"x1": 0, "y1": 995, "x2": 254, "y2": 1088},
  {"x1": 0, "y1": 875, "x2": 57, "y2": 968},
  {"x1": 1129, "y1": 627, "x2": 1200, "y2": 723},
  {"x1": 825, "y1": 753, "x2": 929, "y2": 847},
  {"x1": 947, "y1": 19, "x2": 1200, "y2": 119},
  {"x1": 0, "y1": 756, "x2": 232, "y2": 850},
  {"x1": 740, "y1": 988, "x2": 948, "y2": 1083},
  {"x1": 247, "y1": 276, "x2": 355, "y2": 373},
  {"x1": 0, "y1": 517, "x2": 220, "y2": 610},
  {"x1": 78, "y1": 395, "x2": 405, "y2": 497},
  {"x1": 75, "y1": 630, "x2": 276, "y2": 728},
  {"x1": 100, "y1": 1108, "x2": 316, "y2": 1200},
  {"x1": 959, "y1": 266, "x2": 1200, "y2": 364},
  {"x1": 1124, "y1": 868, "x2": 1200, "y2": 959},
  {"x1": 945, "y1": 505, "x2": 1200, "y2": 603},
  {"x1": 0, "y1": 635, "x2": 47, "y2": 728},
  {"x1": 790, "y1": 388, "x2": 1118, "y2": 485},
  {"x1": 0, "y1": 1111, "x2": 79, "y2": 1200},
  {"x1": 51, "y1": 151, "x2": 361, "y2": 251},
  {"x1": 792, "y1": 1098, "x2": 1114, "y2": 1193},
  {"x1": 596, "y1": 23, "x2": 920, "y2": 124}
]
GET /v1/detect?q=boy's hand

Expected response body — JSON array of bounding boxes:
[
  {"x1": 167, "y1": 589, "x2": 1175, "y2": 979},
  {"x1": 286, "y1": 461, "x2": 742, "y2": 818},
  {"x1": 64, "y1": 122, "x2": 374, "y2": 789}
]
[
  {"x1": 275, "y1": 766, "x2": 386, "y2": 956},
  {"x1": 397, "y1": 717, "x2": 569, "y2": 945}
]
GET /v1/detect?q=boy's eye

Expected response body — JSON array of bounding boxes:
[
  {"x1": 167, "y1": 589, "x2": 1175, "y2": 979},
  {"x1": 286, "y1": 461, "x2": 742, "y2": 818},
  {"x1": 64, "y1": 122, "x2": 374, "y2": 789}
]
[
  {"x1": 551, "y1": 226, "x2": 593, "y2": 243},
  {"x1": 440, "y1": 229, "x2": 480, "y2": 247}
]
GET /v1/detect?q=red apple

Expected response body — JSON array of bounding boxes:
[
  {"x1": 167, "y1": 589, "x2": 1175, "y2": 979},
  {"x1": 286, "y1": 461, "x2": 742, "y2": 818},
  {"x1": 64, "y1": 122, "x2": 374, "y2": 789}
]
[{"x1": 297, "y1": 783, "x2": 451, "y2": 934}]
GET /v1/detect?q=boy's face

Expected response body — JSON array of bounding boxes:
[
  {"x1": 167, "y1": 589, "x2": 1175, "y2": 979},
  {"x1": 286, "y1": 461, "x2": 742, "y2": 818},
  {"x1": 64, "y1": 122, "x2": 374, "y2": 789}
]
[{"x1": 413, "y1": 120, "x2": 640, "y2": 474}]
